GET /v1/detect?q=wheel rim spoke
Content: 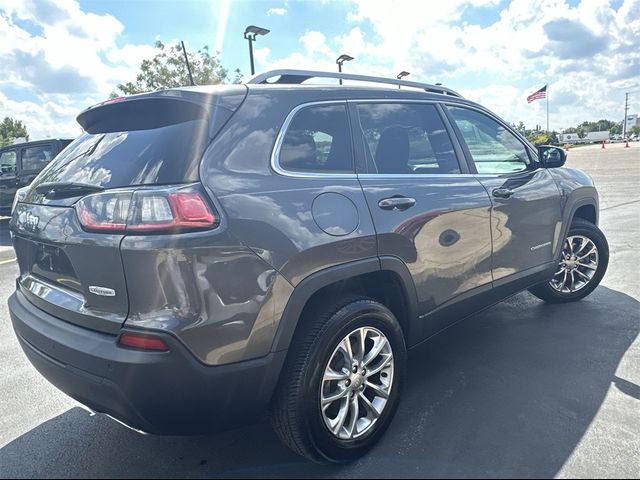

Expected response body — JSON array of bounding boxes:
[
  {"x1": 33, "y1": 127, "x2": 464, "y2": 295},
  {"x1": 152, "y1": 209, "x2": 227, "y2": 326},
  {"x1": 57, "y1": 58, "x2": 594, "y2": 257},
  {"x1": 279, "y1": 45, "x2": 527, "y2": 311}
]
[
  {"x1": 363, "y1": 335, "x2": 387, "y2": 367},
  {"x1": 345, "y1": 394, "x2": 360, "y2": 437},
  {"x1": 365, "y1": 381, "x2": 390, "y2": 399},
  {"x1": 327, "y1": 397, "x2": 350, "y2": 435},
  {"x1": 559, "y1": 269, "x2": 568, "y2": 291},
  {"x1": 358, "y1": 392, "x2": 380, "y2": 420},
  {"x1": 365, "y1": 354, "x2": 393, "y2": 378},
  {"x1": 357, "y1": 328, "x2": 367, "y2": 363},
  {"x1": 339, "y1": 337, "x2": 354, "y2": 365},
  {"x1": 323, "y1": 367, "x2": 349, "y2": 382},
  {"x1": 574, "y1": 269, "x2": 591, "y2": 282},
  {"x1": 321, "y1": 326, "x2": 394, "y2": 440},
  {"x1": 578, "y1": 246, "x2": 596, "y2": 260},
  {"x1": 322, "y1": 387, "x2": 349, "y2": 406},
  {"x1": 577, "y1": 262, "x2": 596, "y2": 270}
]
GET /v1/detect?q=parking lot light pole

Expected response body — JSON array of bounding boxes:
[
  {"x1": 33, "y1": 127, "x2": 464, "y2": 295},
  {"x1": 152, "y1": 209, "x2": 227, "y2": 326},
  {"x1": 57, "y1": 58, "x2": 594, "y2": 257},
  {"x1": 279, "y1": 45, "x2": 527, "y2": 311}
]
[
  {"x1": 396, "y1": 71, "x2": 410, "y2": 89},
  {"x1": 336, "y1": 54, "x2": 354, "y2": 85},
  {"x1": 244, "y1": 25, "x2": 270, "y2": 75}
]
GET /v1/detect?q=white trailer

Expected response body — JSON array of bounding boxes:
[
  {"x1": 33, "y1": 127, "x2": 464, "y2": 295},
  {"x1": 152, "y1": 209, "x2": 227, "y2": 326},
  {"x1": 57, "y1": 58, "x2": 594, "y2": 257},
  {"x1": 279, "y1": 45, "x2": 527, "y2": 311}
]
[
  {"x1": 585, "y1": 131, "x2": 609, "y2": 143},
  {"x1": 559, "y1": 133, "x2": 583, "y2": 144}
]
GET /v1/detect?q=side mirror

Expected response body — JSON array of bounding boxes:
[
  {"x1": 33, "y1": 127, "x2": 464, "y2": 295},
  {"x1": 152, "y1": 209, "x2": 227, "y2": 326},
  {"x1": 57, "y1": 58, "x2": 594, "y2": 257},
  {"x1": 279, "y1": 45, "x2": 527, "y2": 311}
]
[{"x1": 537, "y1": 145, "x2": 566, "y2": 168}]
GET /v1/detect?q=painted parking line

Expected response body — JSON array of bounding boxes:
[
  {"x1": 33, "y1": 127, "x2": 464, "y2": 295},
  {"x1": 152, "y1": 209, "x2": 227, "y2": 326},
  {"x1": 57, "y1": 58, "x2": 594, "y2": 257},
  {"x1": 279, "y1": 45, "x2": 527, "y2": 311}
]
[{"x1": 0, "y1": 258, "x2": 16, "y2": 265}]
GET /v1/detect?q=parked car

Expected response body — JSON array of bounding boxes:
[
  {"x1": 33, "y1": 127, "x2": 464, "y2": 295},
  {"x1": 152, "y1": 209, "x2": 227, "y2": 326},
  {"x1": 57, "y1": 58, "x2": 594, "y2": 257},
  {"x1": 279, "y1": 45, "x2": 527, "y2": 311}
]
[
  {"x1": 0, "y1": 138, "x2": 73, "y2": 215},
  {"x1": 8, "y1": 70, "x2": 609, "y2": 463}
]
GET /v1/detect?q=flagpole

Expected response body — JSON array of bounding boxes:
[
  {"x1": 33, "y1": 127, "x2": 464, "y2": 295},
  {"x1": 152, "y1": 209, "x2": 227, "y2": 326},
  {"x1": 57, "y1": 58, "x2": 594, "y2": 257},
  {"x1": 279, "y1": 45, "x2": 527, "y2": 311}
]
[{"x1": 546, "y1": 83, "x2": 549, "y2": 133}]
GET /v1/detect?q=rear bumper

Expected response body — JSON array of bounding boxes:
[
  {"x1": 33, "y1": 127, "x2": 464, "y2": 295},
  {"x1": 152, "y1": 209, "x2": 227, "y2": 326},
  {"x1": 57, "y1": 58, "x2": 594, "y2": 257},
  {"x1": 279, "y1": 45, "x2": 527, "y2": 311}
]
[{"x1": 9, "y1": 290, "x2": 286, "y2": 435}]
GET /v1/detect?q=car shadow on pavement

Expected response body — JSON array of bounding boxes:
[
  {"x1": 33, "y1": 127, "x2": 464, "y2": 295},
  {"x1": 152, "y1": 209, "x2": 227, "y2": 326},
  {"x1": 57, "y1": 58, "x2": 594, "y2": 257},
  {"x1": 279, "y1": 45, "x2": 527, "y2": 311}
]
[{"x1": 1, "y1": 286, "x2": 638, "y2": 479}]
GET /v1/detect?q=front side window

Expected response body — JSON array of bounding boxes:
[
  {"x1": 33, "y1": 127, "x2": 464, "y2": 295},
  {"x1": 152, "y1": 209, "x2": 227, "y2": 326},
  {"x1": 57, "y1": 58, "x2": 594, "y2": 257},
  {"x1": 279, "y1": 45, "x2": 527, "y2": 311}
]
[
  {"x1": 447, "y1": 106, "x2": 530, "y2": 174},
  {"x1": 0, "y1": 150, "x2": 17, "y2": 175},
  {"x1": 21, "y1": 144, "x2": 54, "y2": 172},
  {"x1": 356, "y1": 103, "x2": 460, "y2": 175},
  {"x1": 278, "y1": 104, "x2": 353, "y2": 174}
]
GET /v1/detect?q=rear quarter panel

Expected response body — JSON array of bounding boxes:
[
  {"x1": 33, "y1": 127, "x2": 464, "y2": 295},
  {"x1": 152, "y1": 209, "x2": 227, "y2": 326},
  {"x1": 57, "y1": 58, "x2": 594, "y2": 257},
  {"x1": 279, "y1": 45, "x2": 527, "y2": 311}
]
[{"x1": 199, "y1": 89, "x2": 379, "y2": 285}]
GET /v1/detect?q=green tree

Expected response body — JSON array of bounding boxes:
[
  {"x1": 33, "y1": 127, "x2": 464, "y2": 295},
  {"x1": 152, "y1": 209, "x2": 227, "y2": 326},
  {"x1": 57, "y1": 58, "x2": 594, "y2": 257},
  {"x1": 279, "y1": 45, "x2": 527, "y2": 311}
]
[
  {"x1": 512, "y1": 121, "x2": 527, "y2": 135},
  {"x1": 629, "y1": 125, "x2": 640, "y2": 136},
  {"x1": 115, "y1": 40, "x2": 242, "y2": 96},
  {"x1": 0, "y1": 117, "x2": 29, "y2": 147}
]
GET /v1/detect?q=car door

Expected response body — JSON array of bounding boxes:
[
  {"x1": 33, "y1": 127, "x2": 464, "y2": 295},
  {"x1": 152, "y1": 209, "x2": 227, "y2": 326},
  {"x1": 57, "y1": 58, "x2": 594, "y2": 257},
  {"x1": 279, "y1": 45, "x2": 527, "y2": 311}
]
[
  {"x1": 19, "y1": 142, "x2": 55, "y2": 187},
  {"x1": 0, "y1": 148, "x2": 18, "y2": 211},
  {"x1": 351, "y1": 101, "x2": 494, "y2": 339},
  {"x1": 445, "y1": 104, "x2": 563, "y2": 286}
]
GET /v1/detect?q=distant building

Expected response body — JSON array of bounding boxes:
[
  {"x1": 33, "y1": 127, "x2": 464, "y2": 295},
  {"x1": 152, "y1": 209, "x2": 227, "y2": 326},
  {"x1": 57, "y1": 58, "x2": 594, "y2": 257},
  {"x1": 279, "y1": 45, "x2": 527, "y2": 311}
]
[{"x1": 625, "y1": 114, "x2": 638, "y2": 128}]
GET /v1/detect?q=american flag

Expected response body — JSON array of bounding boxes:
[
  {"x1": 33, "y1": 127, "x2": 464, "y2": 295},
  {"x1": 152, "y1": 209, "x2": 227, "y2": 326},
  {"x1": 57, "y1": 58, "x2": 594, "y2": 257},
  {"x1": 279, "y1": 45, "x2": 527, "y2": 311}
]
[{"x1": 527, "y1": 85, "x2": 547, "y2": 103}]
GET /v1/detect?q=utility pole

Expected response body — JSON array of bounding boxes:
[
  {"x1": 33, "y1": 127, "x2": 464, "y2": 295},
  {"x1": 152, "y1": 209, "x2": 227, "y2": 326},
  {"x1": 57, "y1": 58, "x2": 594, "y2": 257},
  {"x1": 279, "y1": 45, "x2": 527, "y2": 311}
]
[{"x1": 623, "y1": 92, "x2": 629, "y2": 138}]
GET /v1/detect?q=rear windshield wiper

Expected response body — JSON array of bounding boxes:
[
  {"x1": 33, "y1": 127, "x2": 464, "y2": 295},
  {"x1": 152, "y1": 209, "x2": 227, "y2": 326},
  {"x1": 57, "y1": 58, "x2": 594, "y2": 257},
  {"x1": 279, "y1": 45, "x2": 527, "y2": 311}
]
[{"x1": 35, "y1": 182, "x2": 105, "y2": 199}]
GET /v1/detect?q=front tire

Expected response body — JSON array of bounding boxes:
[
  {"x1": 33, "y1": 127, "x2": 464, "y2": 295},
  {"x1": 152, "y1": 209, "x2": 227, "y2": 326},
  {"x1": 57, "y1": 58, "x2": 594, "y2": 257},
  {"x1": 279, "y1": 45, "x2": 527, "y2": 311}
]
[
  {"x1": 270, "y1": 297, "x2": 406, "y2": 463},
  {"x1": 529, "y1": 218, "x2": 609, "y2": 303}
]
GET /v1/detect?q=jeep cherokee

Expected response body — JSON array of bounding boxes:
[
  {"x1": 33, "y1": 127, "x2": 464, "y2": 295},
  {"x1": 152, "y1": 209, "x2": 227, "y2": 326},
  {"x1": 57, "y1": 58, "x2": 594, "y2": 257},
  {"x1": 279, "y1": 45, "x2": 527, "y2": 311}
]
[{"x1": 8, "y1": 70, "x2": 609, "y2": 463}]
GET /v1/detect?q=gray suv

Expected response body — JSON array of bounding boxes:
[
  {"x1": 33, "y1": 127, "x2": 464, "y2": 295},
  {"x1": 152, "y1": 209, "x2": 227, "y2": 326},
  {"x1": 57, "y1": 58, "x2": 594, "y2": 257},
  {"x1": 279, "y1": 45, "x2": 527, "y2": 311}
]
[{"x1": 8, "y1": 70, "x2": 609, "y2": 463}]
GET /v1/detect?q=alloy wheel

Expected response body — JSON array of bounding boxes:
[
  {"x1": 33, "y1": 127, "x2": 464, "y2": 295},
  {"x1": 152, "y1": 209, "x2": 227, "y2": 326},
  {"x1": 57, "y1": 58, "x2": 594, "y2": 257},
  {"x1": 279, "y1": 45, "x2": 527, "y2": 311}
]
[
  {"x1": 550, "y1": 235, "x2": 599, "y2": 294},
  {"x1": 320, "y1": 327, "x2": 394, "y2": 440}
]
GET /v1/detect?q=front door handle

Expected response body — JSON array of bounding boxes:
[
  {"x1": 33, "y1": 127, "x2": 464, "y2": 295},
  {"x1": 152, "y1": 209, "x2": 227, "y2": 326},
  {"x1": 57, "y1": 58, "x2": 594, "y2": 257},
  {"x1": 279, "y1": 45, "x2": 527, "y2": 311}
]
[
  {"x1": 492, "y1": 187, "x2": 514, "y2": 199},
  {"x1": 378, "y1": 196, "x2": 416, "y2": 211}
]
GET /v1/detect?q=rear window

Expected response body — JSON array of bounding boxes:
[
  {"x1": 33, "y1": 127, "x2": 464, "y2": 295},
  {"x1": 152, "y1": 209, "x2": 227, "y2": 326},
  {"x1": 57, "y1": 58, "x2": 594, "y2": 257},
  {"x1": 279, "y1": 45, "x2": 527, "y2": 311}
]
[{"x1": 30, "y1": 119, "x2": 209, "y2": 190}]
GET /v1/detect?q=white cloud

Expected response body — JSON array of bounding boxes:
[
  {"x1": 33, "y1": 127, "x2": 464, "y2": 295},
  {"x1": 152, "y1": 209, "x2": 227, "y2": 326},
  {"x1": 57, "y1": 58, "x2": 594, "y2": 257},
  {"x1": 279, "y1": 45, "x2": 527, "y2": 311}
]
[
  {"x1": 1, "y1": 0, "x2": 638, "y2": 140},
  {"x1": 260, "y1": 0, "x2": 640, "y2": 130},
  {"x1": 0, "y1": 0, "x2": 161, "y2": 138},
  {"x1": 300, "y1": 30, "x2": 331, "y2": 57},
  {"x1": 267, "y1": 7, "x2": 287, "y2": 16}
]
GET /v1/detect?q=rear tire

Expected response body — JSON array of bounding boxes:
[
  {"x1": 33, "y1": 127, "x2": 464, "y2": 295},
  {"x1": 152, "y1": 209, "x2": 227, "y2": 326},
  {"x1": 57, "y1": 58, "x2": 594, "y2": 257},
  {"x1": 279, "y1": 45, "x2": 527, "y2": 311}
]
[
  {"x1": 528, "y1": 218, "x2": 608, "y2": 303},
  {"x1": 270, "y1": 296, "x2": 406, "y2": 463}
]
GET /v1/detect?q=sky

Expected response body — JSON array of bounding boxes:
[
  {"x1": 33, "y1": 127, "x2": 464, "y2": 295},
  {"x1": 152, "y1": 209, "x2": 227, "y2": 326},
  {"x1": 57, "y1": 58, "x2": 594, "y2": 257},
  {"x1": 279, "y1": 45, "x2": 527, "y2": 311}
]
[{"x1": 0, "y1": 0, "x2": 638, "y2": 139}]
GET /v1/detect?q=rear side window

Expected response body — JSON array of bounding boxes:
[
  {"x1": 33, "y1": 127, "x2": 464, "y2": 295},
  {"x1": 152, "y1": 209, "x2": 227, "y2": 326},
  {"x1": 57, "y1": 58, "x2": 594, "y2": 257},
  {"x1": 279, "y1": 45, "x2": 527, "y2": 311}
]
[
  {"x1": 21, "y1": 144, "x2": 54, "y2": 172},
  {"x1": 31, "y1": 119, "x2": 209, "y2": 189},
  {"x1": 277, "y1": 104, "x2": 353, "y2": 174},
  {"x1": 356, "y1": 103, "x2": 460, "y2": 175}
]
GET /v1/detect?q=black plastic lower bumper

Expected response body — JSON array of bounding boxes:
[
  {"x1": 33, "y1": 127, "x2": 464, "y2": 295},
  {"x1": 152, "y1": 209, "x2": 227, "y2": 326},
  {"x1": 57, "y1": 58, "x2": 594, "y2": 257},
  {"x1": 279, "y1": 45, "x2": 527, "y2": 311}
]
[{"x1": 9, "y1": 290, "x2": 286, "y2": 435}]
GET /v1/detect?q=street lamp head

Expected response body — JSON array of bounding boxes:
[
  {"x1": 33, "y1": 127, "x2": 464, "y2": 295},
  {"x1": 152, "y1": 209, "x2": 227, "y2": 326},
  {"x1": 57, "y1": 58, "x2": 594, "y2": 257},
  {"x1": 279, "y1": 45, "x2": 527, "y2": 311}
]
[
  {"x1": 336, "y1": 54, "x2": 354, "y2": 66},
  {"x1": 244, "y1": 25, "x2": 270, "y2": 40},
  {"x1": 397, "y1": 71, "x2": 410, "y2": 80}
]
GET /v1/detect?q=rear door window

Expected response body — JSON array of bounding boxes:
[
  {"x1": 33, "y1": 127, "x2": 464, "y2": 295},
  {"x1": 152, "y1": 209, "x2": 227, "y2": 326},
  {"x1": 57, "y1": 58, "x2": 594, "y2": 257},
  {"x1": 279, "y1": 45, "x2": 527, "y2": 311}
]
[
  {"x1": 355, "y1": 103, "x2": 461, "y2": 175},
  {"x1": 277, "y1": 104, "x2": 353, "y2": 174},
  {"x1": 21, "y1": 144, "x2": 54, "y2": 172}
]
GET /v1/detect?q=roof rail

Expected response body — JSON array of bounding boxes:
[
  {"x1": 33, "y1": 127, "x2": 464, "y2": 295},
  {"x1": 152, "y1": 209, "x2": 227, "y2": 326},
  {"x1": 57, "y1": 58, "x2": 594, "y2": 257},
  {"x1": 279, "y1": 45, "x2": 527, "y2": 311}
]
[{"x1": 246, "y1": 69, "x2": 463, "y2": 98}]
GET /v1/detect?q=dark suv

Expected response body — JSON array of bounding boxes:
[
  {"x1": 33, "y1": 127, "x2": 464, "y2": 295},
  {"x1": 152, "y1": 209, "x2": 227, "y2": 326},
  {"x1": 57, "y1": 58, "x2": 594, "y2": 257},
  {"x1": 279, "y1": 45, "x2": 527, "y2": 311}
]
[
  {"x1": 0, "y1": 138, "x2": 73, "y2": 215},
  {"x1": 8, "y1": 70, "x2": 609, "y2": 463}
]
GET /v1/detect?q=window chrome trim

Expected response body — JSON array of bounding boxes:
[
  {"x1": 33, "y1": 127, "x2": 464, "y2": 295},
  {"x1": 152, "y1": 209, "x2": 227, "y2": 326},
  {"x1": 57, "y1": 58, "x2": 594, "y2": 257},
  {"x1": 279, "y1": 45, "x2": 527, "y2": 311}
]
[
  {"x1": 270, "y1": 100, "x2": 357, "y2": 179},
  {"x1": 357, "y1": 173, "x2": 484, "y2": 179},
  {"x1": 271, "y1": 98, "x2": 535, "y2": 180}
]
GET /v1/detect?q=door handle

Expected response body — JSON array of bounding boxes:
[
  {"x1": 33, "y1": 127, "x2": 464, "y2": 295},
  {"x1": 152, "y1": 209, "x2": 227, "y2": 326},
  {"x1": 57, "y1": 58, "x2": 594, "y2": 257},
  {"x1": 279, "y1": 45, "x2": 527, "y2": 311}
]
[
  {"x1": 378, "y1": 196, "x2": 416, "y2": 211},
  {"x1": 492, "y1": 187, "x2": 514, "y2": 199}
]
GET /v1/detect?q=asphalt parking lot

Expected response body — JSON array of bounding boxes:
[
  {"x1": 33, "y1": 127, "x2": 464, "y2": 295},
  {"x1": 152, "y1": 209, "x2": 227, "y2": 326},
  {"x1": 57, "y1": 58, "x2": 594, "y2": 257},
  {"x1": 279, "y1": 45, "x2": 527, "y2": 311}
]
[{"x1": 0, "y1": 142, "x2": 638, "y2": 478}]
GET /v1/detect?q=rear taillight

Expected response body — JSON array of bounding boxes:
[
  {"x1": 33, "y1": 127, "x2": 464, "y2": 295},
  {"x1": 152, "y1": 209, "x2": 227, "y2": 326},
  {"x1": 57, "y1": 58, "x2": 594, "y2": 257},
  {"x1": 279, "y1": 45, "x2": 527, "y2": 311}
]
[
  {"x1": 118, "y1": 332, "x2": 169, "y2": 351},
  {"x1": 77, "y1": 191, "x2": 131, "y2": 232},
  {"x1": 76, "y1": 186, "x2": 218, "y2": 234}
]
